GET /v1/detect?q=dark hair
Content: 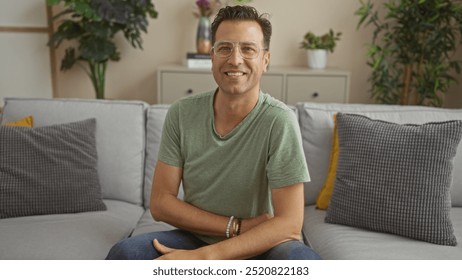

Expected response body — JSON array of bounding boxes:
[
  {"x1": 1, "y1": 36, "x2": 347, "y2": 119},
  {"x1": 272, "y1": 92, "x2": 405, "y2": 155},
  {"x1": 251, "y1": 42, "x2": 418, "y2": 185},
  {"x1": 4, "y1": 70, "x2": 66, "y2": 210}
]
[{"x1": 211, "y1": 5, "x2": 272, "y2": 50}]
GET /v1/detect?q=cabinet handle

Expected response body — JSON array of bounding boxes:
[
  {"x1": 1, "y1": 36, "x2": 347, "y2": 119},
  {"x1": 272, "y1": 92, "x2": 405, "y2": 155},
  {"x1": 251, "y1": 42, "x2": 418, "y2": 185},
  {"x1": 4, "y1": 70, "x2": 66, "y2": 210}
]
[
  {"x1": 312, "y1": 92, "x2": 319, "y2": 98},
  {"x1": 186, "y1": 89, "x2": 194, "y2": 95}
]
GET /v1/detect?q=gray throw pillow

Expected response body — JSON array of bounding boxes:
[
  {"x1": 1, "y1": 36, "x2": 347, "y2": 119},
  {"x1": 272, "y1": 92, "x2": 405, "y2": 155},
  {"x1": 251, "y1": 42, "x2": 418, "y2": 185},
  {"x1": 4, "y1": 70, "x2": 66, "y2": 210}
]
[
  {"x1": 325, "y1": 113, "x2": 462, "y2": 246},
  {"x1": 0, "y1": 118, "x2": 106, "y2": 218}
]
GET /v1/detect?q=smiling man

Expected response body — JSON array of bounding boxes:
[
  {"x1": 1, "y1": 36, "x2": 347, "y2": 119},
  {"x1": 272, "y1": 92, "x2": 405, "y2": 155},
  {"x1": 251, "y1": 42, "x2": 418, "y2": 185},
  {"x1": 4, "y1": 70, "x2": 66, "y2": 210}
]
[{"x1": 106, "y1": 5, "x2": 321, "y2": 260}]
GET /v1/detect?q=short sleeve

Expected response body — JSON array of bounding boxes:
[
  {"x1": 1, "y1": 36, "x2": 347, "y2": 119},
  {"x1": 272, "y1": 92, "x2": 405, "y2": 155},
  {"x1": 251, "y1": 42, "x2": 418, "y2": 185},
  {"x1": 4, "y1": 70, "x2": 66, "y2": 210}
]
[
  {"x1": 267, "y1": 109, "x2": 310, "y2": 188},
  {"x1": 158, "y1": 102, "x2": 184, "y2": 167}
]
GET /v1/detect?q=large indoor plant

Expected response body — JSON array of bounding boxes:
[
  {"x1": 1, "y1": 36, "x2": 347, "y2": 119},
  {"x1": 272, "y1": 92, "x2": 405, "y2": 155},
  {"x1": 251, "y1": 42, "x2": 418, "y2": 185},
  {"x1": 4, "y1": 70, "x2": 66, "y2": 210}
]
[
  {"x1": 356, "y1": 0, "x2": 462, "y2": 107},
  {"x1": 300, "y1": 29, "x2": 342, "y2": 69},
  {"x1": 47, "y1": 0, "x2": 158, "y2": 99}
]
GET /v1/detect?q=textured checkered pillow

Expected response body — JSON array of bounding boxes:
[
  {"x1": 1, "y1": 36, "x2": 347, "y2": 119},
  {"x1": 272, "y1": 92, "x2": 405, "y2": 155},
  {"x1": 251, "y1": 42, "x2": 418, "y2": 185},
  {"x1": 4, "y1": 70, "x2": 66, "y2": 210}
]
[
  {"x1": 0, "y1": 118, "x2": 106, "y2": 218},
  {"x1": 325, "y1": 113, "x2": 462, "y2": 246}
]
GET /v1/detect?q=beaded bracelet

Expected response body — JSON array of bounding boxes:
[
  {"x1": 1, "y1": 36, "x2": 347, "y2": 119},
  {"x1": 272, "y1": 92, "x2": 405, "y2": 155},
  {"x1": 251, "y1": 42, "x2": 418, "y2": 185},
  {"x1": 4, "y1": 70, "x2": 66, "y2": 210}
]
[{"x1": 226, "y1": 216, "x2": 235, "y2": 239}]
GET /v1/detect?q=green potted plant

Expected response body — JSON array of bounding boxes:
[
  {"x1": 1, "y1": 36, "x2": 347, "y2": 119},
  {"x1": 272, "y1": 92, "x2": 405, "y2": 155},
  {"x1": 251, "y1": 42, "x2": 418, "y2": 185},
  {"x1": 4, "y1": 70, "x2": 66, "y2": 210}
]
[
  {"x1": 300, "y1": 29, "x2": 342, "y2": 69},
  {"x1": 47, "y1": 0, "x2": 158, "y2": 99},
  {"x1": 356, "y1": 0, "x2": 462, "y2": 107}
]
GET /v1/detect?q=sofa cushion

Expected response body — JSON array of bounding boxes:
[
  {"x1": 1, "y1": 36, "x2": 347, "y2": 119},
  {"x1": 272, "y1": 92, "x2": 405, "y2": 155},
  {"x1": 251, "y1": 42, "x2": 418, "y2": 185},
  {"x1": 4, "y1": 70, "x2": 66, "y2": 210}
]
[
  {"x1": 325, "y1": 113, "x2": 461, "y2": 246},
  {"x1": 144, "y1": 105, "x2": 184, "y2": 209},
  {"x1": 131, "y1": 209, "x2": 176, "y2": 236},
  {"x1": 1, "y1": 98, "x2": 147, "y2": 205},
  {"x1": 3, "y1": 115, "x2": 34, "y2": 127},
  {"x1": 316, "y1": 114, "x2": 338, "y2": 209},
  {"x1": 0, "y1": 119, "x2": 106, "y2": 218},
  {"x1": 303, "y1": 205, "x2": 462, "y2": 259},
  {"x1": 144, "y1": 105, "x2": 169, "y2": 208},
  {"x1": 296, "y1": 103, "x2": 462, "y2": 207},
  {"x1": 0, "y1": 200, "x2": 144, "y2": 260}
]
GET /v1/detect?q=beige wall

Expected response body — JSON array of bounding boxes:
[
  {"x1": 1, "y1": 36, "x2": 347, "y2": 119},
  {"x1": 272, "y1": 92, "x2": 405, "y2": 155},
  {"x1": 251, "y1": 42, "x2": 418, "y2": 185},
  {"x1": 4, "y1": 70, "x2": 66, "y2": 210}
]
[
  {"x1": 51, "y1": 0, "x2": 462, "y2": 107},
  {"x1": 0, "y1": 0, "x2": 54, "y2": 106}
]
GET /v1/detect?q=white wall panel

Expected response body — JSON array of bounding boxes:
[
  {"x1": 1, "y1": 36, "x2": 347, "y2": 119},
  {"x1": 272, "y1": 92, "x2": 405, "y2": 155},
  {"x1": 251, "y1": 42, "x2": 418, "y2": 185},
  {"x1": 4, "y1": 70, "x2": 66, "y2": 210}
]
[
  {"x1": 0, "y1": 0, "x2": 48, "y2": 27},
  {"x1": 0, "y1": 33, "x2": 52, "y2": 105},
  {"x1": 0, "y1": 0, "x2": 53, "y2": 106}
]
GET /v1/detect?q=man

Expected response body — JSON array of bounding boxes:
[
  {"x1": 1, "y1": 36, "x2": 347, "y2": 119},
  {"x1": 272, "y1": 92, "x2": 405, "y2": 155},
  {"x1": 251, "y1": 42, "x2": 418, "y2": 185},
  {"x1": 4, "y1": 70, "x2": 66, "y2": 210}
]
[{"x1": 106, "y1": 5, "x2": 320, "y2": 260}]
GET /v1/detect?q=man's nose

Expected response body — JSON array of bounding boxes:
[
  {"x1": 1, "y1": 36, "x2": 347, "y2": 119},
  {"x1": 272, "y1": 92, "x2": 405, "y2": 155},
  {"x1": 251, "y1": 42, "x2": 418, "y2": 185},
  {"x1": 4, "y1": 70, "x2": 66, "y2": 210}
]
[{"x1": 227, "y1": 45, "x2": 244, "y2": 64}]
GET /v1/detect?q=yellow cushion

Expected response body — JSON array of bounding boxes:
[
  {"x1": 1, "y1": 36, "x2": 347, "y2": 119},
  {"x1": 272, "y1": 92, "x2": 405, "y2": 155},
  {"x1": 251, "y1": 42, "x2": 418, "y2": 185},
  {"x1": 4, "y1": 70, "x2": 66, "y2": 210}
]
[
  {"x1": 3, "y1": 116, "x2": 34, "y2": 127},
  {"x1": 316, "y1": 114, "x2": 338, "y2": 210}
]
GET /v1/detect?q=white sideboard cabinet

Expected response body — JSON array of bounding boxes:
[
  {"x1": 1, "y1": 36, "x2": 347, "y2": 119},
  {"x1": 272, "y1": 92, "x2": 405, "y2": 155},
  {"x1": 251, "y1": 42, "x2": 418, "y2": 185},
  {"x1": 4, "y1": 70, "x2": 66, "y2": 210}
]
[{"x1": 157, "y1": 65, "x2": 349, "y2": 105}]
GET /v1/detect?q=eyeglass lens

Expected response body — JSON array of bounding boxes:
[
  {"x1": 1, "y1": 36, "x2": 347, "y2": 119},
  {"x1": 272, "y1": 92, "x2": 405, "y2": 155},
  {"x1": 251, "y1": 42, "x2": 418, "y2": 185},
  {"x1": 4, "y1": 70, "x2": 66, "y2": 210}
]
[{"x1": 213, "y1": 41, "x2": 261, "y2": 59}]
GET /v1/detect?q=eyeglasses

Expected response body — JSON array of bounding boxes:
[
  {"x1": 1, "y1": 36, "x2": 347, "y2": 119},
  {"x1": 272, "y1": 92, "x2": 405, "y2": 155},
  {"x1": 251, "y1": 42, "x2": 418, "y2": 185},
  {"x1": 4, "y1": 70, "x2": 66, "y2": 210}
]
[{"x1": 212, "y1": 41, "x2": 267, "y2": 59}]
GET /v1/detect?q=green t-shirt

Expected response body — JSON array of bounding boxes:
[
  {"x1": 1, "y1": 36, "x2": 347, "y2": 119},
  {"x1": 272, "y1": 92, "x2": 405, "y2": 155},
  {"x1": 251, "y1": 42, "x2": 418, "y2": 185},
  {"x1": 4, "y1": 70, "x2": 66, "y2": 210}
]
[{"x1": 158, "y1": 90, "x2": 310, "y2": 244}]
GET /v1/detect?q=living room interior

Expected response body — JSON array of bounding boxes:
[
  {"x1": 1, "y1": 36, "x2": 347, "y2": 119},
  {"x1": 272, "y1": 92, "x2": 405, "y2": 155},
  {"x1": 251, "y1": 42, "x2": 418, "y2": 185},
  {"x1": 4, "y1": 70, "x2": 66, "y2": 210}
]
[
  {"x1": 1, "y1": 0, "x2": 462, "y2": 262},
  {"x1": 2, "y1": 0, "x2": 461, "y2": 106}
]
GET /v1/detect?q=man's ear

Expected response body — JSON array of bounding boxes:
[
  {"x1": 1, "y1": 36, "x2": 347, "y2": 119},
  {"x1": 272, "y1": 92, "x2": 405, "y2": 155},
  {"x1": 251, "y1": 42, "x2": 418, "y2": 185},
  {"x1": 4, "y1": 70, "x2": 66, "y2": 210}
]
[{"x1": 263, "y1": 51, "x2": 271, "y2": 72}]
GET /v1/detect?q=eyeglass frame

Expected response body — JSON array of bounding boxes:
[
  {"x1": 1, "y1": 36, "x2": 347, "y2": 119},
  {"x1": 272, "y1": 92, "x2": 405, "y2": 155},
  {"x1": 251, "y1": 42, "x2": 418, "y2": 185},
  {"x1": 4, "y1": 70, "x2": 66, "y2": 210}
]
[{"x1": 211, "y1": 40, "x2": 268, "y2": 60}]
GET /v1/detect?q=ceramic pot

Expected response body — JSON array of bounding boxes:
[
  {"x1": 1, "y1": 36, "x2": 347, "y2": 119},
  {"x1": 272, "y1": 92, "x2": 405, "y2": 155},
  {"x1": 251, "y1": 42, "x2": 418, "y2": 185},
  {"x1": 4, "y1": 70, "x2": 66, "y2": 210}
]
[
  {"x1": 196, "y1": 16, "x2": 212, "y2": 54},
  {"x1": 307, "y1": 49, "x2": 327, "y2": 69}
]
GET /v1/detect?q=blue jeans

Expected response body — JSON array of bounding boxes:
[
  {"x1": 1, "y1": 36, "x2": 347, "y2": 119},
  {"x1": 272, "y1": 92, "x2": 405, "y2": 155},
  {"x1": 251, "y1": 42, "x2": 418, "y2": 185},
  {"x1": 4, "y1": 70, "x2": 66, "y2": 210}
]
[{"x1": 105, "y1": 229, "x2": 321, "y2": 260}]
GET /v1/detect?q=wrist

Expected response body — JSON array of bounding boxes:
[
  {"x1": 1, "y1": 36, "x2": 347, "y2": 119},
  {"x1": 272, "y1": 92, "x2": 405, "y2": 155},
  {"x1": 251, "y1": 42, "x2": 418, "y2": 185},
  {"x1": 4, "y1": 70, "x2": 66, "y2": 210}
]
[
  {"x1": 225, "y1": 216, "x2": 242, "y2": 238},
  {"x1": 199, "y1": 245, "x2": 218, "y2": 260},
  {"x1": 241, "y1": 213, "x2": 273, "y2": 234},
  {"x1": 240, "y1": 218, "x2": 250, "y2": 234}
]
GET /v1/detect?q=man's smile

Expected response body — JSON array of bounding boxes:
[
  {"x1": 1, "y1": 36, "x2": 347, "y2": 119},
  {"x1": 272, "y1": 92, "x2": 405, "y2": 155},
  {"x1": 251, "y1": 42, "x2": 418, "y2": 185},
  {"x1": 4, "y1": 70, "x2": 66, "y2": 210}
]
[{"x1": 224, "y1": 71, "x2": 246, "y2": 76}]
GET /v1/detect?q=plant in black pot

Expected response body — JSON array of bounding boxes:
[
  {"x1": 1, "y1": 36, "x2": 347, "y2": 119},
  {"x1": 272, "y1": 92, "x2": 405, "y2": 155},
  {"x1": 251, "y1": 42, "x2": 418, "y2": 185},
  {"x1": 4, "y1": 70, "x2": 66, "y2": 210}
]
[
  {"x1": 356, "y1": 0, "x2": 462, "y2": 106},
  {"x1": 47, "y1": 0, "x2": 158, "y2": 99}
]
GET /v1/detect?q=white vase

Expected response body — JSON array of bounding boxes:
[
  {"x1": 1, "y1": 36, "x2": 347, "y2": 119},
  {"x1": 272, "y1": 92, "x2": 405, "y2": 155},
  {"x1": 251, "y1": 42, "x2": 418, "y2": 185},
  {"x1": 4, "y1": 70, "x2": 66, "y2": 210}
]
[{"x1": 307, "y1": 49, "x2": 327, "y2": 69}]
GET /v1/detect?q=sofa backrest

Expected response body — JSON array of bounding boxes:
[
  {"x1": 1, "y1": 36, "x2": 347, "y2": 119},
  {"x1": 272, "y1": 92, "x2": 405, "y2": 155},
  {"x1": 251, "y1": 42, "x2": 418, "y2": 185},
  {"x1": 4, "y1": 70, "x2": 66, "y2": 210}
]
[
  {"x1": 143, "y1": 104, "x2": 185, "y2": 209},
  {"x1": 1, "y1": 98, "x2": 148, "y2": 205},
  {"x1": 297, "y1": 102, "x2": 462, "y2": 207},
  {"x1": 143, "y1": 105, "x2": 169, "y2": 208}
]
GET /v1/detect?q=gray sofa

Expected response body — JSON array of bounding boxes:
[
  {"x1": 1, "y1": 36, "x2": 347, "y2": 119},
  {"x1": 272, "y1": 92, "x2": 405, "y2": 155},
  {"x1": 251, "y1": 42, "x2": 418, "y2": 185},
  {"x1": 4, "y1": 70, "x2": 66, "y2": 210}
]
[
  {"x1": 0, "y1": 98, "x2": 174, "y2": 260},
  {"x1": 0, "y1": 98, "x2": 461, "y2": 259},
  {"x1": 298, "y1": 103, "x2": 462, "y2": 259}
]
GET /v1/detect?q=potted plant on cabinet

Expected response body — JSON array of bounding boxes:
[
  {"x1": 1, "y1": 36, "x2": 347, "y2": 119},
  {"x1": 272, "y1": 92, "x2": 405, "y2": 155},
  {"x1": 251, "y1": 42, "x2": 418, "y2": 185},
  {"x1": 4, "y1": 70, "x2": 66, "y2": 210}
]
[
  {"x1": 356, "y1": 0, "x2": 462, "y2": 107},
  {"x1": 300, "y1": 29, "x2": 342, "y2": 69},
  {"x1": 47, "y1": 0, "x2": 158, "y2": 99}
]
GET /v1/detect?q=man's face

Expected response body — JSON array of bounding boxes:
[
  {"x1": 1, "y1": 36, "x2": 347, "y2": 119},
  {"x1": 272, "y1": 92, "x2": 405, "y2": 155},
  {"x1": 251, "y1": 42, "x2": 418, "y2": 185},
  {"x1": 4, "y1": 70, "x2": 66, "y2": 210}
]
[{"x1": 211, "y1": 20, "x2": 270, "y2": 97}]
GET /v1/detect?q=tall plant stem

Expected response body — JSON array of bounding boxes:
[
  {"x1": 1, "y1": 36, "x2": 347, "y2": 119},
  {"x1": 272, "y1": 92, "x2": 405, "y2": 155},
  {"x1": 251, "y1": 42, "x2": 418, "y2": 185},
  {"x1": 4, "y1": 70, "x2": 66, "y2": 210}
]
[
  {"x1": 401, "y1": 64, "x2": 413, "y2": 105},
  {"x1": 88, "y1": 61, "x2": 107, "y2": 99},
  {"x1": 411, "y1": 32, "x2": 428, "y2": 105},
  {"x1": 414, "y1": 53, "x2": 425, "y2": 105}
]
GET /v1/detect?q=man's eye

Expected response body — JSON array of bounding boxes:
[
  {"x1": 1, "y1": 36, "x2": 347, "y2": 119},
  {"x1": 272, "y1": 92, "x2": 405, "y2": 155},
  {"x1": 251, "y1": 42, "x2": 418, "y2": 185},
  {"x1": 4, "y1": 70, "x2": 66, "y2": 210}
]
[
  {"x1": 242, "y1": 47, "x2": 256, "y2": 51},
  {"x1": 241, "y1": 47, "x2": 257, "y2": 53},
  {"x1": 218, "y1": 46, "x2": 232, "y2": 53}
]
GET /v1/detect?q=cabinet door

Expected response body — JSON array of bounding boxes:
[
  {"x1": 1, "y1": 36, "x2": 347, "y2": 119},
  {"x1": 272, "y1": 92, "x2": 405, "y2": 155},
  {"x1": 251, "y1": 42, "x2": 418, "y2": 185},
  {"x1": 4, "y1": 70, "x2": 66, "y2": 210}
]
[
  {"x1": 286, "y1": 75, "x2": 348, "y2": 105},
  {"x1": 261, "y1": 73, "x2": 284, "y2": 101},
  {"x1": 159, "y1": 72, "x2": 217, "y2": 103}
]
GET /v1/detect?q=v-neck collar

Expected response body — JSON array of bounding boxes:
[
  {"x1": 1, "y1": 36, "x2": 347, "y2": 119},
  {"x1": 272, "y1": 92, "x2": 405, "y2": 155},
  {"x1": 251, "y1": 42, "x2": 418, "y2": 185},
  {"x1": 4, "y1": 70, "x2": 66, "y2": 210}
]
[{"x1": 210, "y1": 90, "x2": 264, "y2": 140}]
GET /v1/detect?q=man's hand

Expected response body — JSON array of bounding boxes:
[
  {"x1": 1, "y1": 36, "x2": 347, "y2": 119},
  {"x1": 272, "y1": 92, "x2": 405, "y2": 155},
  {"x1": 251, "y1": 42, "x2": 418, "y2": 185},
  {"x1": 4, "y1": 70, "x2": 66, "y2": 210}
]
[
  {"x1": 153, "y1": 239, "x2": 209, "y2": 260},
  {"x1": 153, "y1": 213, "x2": 273, "y2": 260}
]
